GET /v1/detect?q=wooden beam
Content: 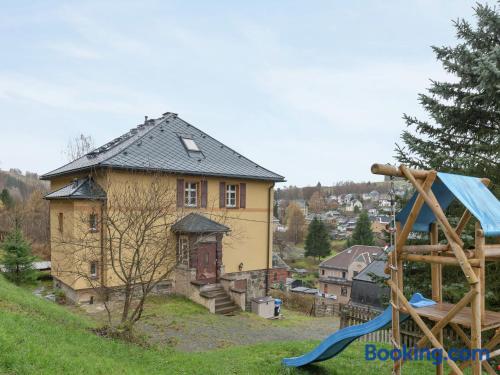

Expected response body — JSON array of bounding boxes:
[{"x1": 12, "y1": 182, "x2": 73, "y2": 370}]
[
  {"x1": 400, "y1": 165, "x2": 478, "y2": 285},
  {"x1": 396, "y1": 171, "x2": 436, "y2": 253},
  {"x1": 395, "y1": 289, "x2": 477, "y2": 372},
  {"x1": 475, "y1": 223, "x2": 486, "y2": 321},
  {"x1": 484, "y1": 246, "x2": 500, "y2": 258},
  {"x1": 401, "y1": 254, "x2": 480, "y2": 267},
  {"x1": 371, "y1": 163, "x2": 430, "y2": 178},
  {"x1": 430, "y1": 223, "x2": 443, "y2": 375},
  {"x1": 451, "y1": 323, "x2": 497, "y2": 375},
  {"x1": 402, "y1": 244, "x2": 449, "y2": 253},
  {"x1": 390, "y1": 250, "x2": 401, "y2": 375},
  {"x1": 387, "y1": 280, "x2": 464, "y2": 375},
  {"x1": 417, "y1": 289, "x2": 476, "y2": 348}
]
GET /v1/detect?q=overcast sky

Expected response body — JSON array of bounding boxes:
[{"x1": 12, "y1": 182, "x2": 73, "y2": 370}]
[{"x1": 0, "y1": 1, "x2": 477, "y2": 186}]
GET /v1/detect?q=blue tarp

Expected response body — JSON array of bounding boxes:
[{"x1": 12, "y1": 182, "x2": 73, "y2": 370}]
[{"x1": 396, "y1": 172, "x2": 500, "y2": 237}]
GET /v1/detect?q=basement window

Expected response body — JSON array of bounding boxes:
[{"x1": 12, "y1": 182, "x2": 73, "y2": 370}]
[
  {"x1": 181, "y1": 137, "x2": 200, "y2": 152},
  {"x1": 89, "y1": 213, "x2": 98, "y2": 232},
  {"x1": 89, "y1": 261, "x2": 98, "y2": 279}
]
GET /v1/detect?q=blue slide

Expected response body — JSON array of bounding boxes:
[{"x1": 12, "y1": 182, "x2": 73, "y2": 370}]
[{"x1": 282, "y1": 293, "x2": 435, "y2": 367}]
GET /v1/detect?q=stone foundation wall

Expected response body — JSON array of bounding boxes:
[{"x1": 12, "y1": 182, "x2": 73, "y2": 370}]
[
  {"x1": 220, "y1": 269, "x2": 268, "y2": 311},
  {"x1": 54, "y1": 276, "x2": 173, "y2": 305}
]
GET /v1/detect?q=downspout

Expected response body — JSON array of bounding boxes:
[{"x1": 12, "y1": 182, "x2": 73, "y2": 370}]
[
  {"x1": 100, "y1": 200, "x2": 106, "y2": 299},
  {"x1": 265, "y1": 182, "x2": 275, "y2": 296}
]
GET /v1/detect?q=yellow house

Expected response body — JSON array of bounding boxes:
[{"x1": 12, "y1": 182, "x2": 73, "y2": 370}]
[{"x1": 42, "y1": 112, "x2": 284, "y2": 313}]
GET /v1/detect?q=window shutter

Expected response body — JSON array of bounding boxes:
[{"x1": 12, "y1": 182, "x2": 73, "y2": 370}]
[
  {"x1": 177, "y1": 179, "x2": 184, "y2": 208},
  {"x1": 201, "y1": 180, "x2": 207, "y2": 208},
  {"x1": 239, "y1": 183, "x2": 246, "y2": 208},
  {"x1": 219, "y1": 182, "x2": 226, "y2": 208}
]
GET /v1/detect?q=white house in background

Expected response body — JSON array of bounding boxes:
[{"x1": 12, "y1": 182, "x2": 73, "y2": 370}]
[
  {"x1": 362, "y1": 193, "x2": 371, "y2": 201},
  {"x1": 379, "y1": 199, "x2": 392, "y2": 208},
  {"x1": 345, "y1": 199, "x2": 363, "y2": 212},
  {"x1": 369, "y1": 190, "x2": 380, "y2": 201}
]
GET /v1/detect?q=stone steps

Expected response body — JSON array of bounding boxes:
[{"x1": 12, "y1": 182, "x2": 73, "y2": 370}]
[{"x1": 200, "y1": 286, "x2": 239, "y2": 315}]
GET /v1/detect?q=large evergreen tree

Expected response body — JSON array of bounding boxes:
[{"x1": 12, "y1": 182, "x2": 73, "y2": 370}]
[
  {"x1": 1, "y1": 228, "x2": 38, "y2": 284},
  {"x1": 304, "y1": 217, "x2": 331, "y2": 260},
  {"x1": 348, "y1": 210, "x2": 374, "y2": 246},
  {"x1": 396, "y1": 3, "x2": 500, "y2": 186}
]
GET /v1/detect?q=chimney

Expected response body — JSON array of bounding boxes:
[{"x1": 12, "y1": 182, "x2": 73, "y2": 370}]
[{"x1": 144, "y1": 115, "x2": 148, "y2": 124}]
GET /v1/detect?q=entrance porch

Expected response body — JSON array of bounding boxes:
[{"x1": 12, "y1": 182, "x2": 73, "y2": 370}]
[{"x1": 171, "y1": 213, "x2": 241, "y2": 314}]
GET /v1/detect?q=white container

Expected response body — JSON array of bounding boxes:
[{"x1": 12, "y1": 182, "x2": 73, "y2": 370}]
[{"x1": 251, "y1": 296, "x2": 275, "y2": 318}]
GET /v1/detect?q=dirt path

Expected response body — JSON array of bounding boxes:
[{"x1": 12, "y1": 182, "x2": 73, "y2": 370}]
[{"x1": 137, "y1": 299, "x2": 340, "y2": 352}]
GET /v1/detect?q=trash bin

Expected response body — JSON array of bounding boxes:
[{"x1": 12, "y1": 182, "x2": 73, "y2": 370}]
[
  {"x1": 251, "y1": 296, "x2": 275, "y2": 318},
  {"x1": 274, "y1": 298, "x2": 282, "y2": 317}
]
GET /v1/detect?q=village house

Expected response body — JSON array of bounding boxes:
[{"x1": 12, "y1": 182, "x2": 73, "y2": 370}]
[
  {"x1": 42, "y1": 112, "x2": 284, "y2": 313},
  {"x1": 345, "y1": 199, "x2": 362, "y2": 212},
  {"x1": 318, "y1": 245, "x2": 383, "y2": 304},
  {"x1": 350, "y1": 259, "x2": 389, "y2": 310}
]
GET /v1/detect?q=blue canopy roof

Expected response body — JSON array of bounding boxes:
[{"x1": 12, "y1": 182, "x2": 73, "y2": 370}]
[{"x1": 396, "y1": 172, "x2": 500, "y2": 237}]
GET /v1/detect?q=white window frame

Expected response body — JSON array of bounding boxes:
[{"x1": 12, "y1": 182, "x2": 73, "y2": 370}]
[
  {"x1": 226, "y1": 184, "x2": 237, "y2": 208},
  {"x1": 185, "y1": 182, "x2": 198, "y2": 207}
]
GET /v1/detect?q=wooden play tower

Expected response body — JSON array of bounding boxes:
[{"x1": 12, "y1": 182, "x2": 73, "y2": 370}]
[{"x1": 372, "y1": 164, "x2": 500, "y2": 375}]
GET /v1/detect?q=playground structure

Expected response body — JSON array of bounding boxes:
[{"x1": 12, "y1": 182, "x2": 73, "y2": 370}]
[
  {"x1": 283, "y1": 164, "x2": 500, "y2": 374},
  {"x1": 372, "y1": 163, "x2": 500, "y2": 375}
]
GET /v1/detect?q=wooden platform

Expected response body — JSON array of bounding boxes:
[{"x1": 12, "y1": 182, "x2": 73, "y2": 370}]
[{"x1": 401, "y1": 302, "x2": 500, "y2": 331}]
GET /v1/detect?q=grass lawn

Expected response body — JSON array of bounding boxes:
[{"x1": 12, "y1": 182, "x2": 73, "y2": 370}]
[{"x1": 0, "y1": 276, "x2": 473, "y2": 374}]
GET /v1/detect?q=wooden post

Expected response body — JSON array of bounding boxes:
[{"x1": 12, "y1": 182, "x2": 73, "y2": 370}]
[
  {"x1": 475, "y1": 223, "x2": 485, "y2": 320},
  {"x1": 390, "y1": 247, "x2": 401, "y2": 375},
  {"x1": 430, "y1": 223, "x2": 443, "y2": 375},
  {"x1": 470, "y1": 223, "x2": 484, "y2": 375}
]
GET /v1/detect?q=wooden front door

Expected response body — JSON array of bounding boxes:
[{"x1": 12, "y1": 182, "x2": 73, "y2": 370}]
[{"x1": 196, "y1": 242, "x2": 217, "y2": 283}]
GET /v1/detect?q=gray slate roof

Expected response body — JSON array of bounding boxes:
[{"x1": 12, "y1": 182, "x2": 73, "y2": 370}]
[
  {"x1": 352, "y1": 259, "x2": 388, "y2": 282},
  {"x1": 41, "y1": 113, "x2": 284, "y2": 182},
  {"x1": 171, "y1": 213, "x2": 230, "y2": 233},
  {"x1": 319, "y1": 245, "x2": 383, "y2": 271},
  {"x1": 44, "y1": 178, "x2": 106, "y2": 200}
]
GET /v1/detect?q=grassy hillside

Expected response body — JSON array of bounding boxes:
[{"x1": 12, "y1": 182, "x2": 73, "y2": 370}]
[{"x1": 0, "y1": 276, "x2": 441, "y2": 374}]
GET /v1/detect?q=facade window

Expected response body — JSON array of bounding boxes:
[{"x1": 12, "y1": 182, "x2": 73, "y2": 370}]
[
  {"x1": 90, "y1": 261, "x2": 98, "y2": 278},
  {"x1": 341, "y1": 286, "x2": 348, "y2": 297},
  {"x1": 89, "y1": 213, "x2": 98, "y2": 232},
  {"x1": 342, "y1": 271, "x2": 346, "y2": 279},
  {"x1": 226, "y1": 184, "x2": 237, "y2": 208},
  {"x1": 184, "y1": 182, "x2": 198, "y2": 207},
  {"x1": 58, "y1": 213, "x2": 63, "y2": 233},
  {"x1": 273, "y1": 272, "x2": 278, "y2": 282},
  {"x1": 321, "y1": 269, "x2": 325, "y2": 276},
  {"x1": 323, "y1": 284, "x2": 328, "y2": 293},
  {"x1": 177, "y1": 236, "x2": 189, "y2": 266}
]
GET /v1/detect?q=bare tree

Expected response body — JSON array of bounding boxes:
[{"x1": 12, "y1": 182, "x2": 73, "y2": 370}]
[
  {"x1": 64, "y1": 134, "x2": 95, "y2": 161},
  {"x1": 285, "y1": 202, "x2": 305, "y2": 244},
  {"x1": 53, "y1": 173, "x2": 243, "y2": 333}
]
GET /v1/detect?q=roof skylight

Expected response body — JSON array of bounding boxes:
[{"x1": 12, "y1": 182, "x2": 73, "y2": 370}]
[{"x1": 181, "y1": 137, "x2": 200, "y2": 152}]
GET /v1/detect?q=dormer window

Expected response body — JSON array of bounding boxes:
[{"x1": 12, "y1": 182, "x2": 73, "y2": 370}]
[{"x1": 181, "y1": 137, "x2": 200, "y2": 152}]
